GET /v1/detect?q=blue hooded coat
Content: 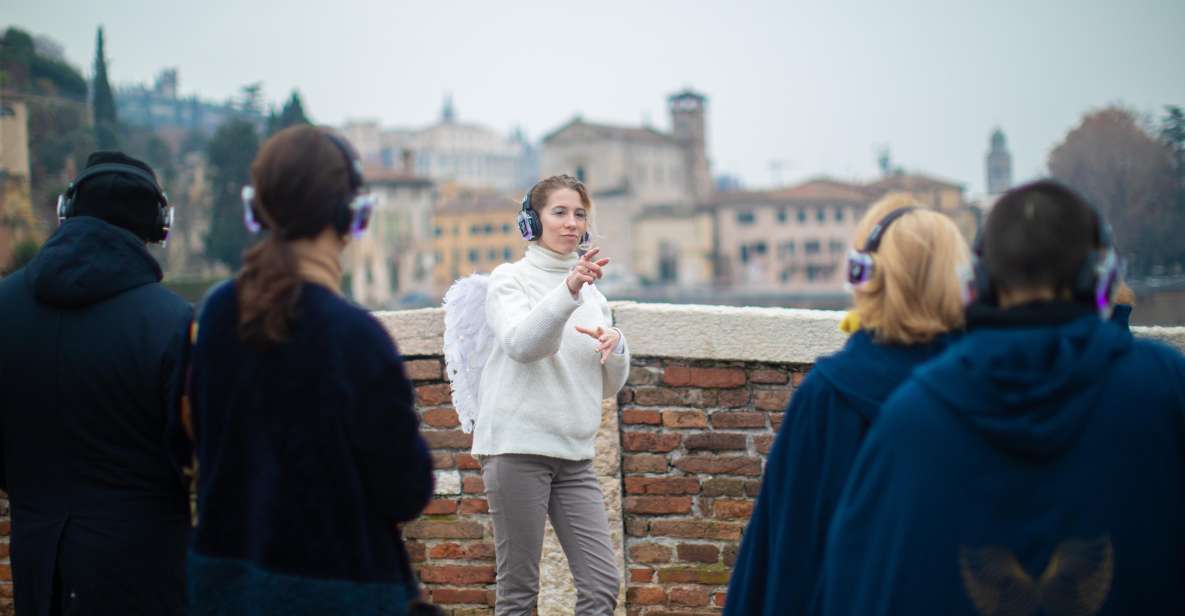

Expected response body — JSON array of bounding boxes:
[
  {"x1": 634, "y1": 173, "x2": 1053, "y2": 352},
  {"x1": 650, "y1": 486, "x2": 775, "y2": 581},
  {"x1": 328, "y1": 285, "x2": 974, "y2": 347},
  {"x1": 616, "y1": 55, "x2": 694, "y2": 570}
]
[
  {"x1": 725, "y1": 330, "x2": 952, "y2": 615},
  {"x1": 819, "y1": 303, "x2": 1185, "y2": 615}
]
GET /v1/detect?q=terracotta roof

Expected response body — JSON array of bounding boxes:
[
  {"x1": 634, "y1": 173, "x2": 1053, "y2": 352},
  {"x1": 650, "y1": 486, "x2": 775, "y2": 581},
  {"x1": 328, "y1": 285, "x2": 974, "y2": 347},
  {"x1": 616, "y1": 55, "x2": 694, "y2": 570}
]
[
  {"x1": 866, "y1": 172, "x2": 964, "y2": 193},
  {"x1": 435, "y1": 195, "x2": 517, "y2": 216},
  {"x1": 711, "y1": 177, "x2": 874, "y2": 207},
  {"x1": 542, "y1": 117, "x2": 678, "y2": 146}
]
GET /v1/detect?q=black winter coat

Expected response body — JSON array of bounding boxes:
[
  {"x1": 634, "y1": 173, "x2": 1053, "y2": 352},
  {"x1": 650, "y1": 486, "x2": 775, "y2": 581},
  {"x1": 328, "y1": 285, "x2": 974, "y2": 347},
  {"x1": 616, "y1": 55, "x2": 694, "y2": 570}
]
[{"x1": 0, "y1": 216, "x2": 193, "y2": 615}]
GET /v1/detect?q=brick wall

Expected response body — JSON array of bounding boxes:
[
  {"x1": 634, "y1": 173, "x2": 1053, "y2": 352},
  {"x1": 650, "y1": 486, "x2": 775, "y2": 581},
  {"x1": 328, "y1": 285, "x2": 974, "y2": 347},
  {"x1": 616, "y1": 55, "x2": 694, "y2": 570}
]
[{"x1": 618, "y1": 358, "x2": 806, "y2": 616}]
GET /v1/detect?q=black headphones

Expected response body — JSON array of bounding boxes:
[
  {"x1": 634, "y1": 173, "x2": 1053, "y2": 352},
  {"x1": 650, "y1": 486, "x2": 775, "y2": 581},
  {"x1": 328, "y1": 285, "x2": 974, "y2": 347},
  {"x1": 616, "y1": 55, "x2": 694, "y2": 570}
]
[
  {"x1": 57, "y1": 163, "x2": 173, "y2": 244},
  {"x1": 242, "y1": 131, "x2": 374, "y2": 238},
  {"x1": 967, "y1": 207, "x2": 1120, "y2": 311},
  {"x1": 517, "y1": 176, "x2": 590, "y2": 244},
  {"x1": 845, "y1": 207, "x2": 915, "y2": 287}
]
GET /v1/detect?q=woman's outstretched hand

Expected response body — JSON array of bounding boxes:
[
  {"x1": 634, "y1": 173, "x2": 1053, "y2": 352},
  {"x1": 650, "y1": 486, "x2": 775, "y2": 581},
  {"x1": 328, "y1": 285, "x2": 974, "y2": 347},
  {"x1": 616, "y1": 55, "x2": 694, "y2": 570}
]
[
  {"x1": 575, "y1": 325, "x2": 621, "y2": 365},
  {"x1": 565, "y1": 247, "x2": 610, "y2": 298}
]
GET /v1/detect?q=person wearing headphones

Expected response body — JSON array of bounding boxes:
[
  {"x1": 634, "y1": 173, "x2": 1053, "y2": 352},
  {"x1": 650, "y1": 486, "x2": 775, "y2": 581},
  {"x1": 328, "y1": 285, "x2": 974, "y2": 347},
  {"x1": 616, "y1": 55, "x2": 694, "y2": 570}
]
[
  {"x1": 0, "y1": 151, "x2": 192, "y2": 615},
  {"x1": 471, "y1": 174, "x2": 629, "y2": 615},
  {"x1": 724, "y1": 194, "x2": 971, "y2": 615},
  {"x1": 184, "y1": 126, "x2": 433, "y2": 614},
  {"x1": 817, "y1": 180, "x2": 1185, "y2": 614}
]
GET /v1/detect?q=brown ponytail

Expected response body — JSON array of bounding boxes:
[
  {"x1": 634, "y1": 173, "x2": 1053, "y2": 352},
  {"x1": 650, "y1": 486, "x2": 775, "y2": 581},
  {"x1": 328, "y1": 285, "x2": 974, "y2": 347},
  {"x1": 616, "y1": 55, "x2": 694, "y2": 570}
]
[{"x1": 235, "y1": 125, "x2": 355, "y2": 347}]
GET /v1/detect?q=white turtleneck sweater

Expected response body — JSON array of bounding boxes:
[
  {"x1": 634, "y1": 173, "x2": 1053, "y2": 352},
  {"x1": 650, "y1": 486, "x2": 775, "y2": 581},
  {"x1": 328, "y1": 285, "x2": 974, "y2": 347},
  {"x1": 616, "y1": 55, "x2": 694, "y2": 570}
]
[{"x1": 471, "y1": 244, "x2": 630, "y2": 461}]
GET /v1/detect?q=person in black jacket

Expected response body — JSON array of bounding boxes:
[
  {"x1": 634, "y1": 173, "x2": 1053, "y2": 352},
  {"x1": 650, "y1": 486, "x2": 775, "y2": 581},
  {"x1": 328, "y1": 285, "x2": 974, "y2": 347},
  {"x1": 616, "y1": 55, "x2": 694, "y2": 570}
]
[
  {"x1": 185, "y1": 125, "x2": 434, "y2": 615},
  {"x1": 0, "y1": 152, "x2": 192, "y2": 615}
]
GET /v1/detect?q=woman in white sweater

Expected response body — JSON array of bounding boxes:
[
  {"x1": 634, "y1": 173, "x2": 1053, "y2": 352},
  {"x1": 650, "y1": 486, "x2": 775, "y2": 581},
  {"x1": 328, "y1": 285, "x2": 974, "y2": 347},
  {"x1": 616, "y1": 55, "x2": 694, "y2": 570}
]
[{"x1": 472, "y1": 174, "x2": 629, "y2": 616}]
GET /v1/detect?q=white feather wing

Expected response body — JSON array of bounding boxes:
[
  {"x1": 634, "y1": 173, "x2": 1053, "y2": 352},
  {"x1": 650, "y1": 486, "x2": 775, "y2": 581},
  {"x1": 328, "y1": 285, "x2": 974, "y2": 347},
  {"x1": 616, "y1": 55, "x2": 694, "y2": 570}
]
[{"x1": 442, "y1": 274, "x2": 493, "y2": 434}]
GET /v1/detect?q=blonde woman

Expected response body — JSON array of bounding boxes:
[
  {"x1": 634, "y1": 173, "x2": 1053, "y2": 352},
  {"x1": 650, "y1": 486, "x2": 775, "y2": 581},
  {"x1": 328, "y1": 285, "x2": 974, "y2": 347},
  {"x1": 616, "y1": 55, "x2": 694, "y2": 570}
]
[
  {"x1": 472, "y1": 174, "x2": 629, "y2": 615},
  {"x1": 724, "y1": 195, "x2": 971, "y2": 615}
]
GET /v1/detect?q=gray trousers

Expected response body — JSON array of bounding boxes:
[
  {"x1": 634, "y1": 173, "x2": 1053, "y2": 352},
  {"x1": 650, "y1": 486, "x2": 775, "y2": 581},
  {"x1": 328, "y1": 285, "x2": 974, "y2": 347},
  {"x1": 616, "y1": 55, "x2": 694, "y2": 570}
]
[{"x1": 481, "y1": 454, "x2": 620, "y2": 616}]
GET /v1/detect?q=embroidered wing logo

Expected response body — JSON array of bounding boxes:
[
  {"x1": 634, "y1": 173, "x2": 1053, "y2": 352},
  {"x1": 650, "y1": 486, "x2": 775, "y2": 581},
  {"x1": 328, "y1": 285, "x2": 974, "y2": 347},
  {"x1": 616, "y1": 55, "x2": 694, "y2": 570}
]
[
  {"x1": 960, "y1": 535, "x2": 1114, "y2": 616},
  {"x1": 442, "y1": 274, "x2": 493, "y2": 434}
]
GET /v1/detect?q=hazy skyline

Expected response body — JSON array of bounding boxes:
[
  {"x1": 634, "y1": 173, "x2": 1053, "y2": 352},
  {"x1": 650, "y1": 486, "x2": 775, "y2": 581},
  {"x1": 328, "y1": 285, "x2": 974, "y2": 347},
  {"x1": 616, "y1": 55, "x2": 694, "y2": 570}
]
[{"x1": 6, "y1": 0, "x2": 1184, "y2": 196}]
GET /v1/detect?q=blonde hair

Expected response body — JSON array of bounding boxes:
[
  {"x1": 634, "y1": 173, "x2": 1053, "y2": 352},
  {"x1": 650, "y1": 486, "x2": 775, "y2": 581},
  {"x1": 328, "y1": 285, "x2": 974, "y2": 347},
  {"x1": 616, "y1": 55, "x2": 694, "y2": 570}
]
[{"x1": 851, "y1": 193, "x2": 970, "y2": 344}]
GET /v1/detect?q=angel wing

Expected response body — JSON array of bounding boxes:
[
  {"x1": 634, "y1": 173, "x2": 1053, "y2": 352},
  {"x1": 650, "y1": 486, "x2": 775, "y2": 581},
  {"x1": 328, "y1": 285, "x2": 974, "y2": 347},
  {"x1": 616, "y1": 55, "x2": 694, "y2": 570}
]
[
  {"x1": 1037, "y1": 535, "x2": 1113, "y2": 616},
  {"x1": 442, "y1": 274, "x2": 494, "y2": 434},
  {"x1": 959, "y1": 545, "x2": 1041, "y2": 616}
]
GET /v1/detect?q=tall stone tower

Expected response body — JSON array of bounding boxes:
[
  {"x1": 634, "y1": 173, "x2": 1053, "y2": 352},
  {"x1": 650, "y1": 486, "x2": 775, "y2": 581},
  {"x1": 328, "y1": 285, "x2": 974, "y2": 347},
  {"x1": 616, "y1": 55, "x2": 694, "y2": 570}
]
[
  {"x1": 986, "y1": 128, "x2": 1012, "y2": 195},
  {"x1": 668, "y1": 89, "x2": 712, "y2": 203}
]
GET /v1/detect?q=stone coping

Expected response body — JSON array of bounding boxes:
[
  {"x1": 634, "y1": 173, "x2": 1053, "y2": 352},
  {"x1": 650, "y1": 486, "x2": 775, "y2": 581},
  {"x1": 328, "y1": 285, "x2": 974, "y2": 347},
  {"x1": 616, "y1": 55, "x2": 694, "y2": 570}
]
[{"x1": 374, "y1": 303, "x2": 1185, "y2": 362}]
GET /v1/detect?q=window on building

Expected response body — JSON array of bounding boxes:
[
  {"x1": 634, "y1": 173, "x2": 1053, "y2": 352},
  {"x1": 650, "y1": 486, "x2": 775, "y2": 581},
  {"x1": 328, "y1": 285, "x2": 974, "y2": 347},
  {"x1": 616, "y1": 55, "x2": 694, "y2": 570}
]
[
  {"x1": 387, "y1": 258, "x2": 400, "y2": 292},
  {"x1": 736, "y1": 211, "x2": 755, "y2": 225},
  {"x1": 659, "y1": 241, "x2": 678, "y2": 284},
  {"x1": 780, "y1": 269, "x2": 791, "y2": 283},
  {"x1": 797, "y1": 208, "x2": 807, "y2": 223},
  {"x1": 470, "y1": 224, "x2": 481, "y2": 235},
  {"x1": 468, "y1": 249, "x2": 479, "y2": 263},
  {"x1": 753, "y1": 241, "x2": 768, "y2": 256},
  {"x1": 488, "y1": 248, "x2": 498, "y2": 261},
  {"x1": 503, "y1": 247, "x2": 513, "y2": 261},
  {"x1": 777, "y1": 209, "x2": 787, "y2": 223},
  {"x1": 740, "y1": 245, "x2": 750, "y2": 264},
  {"x1": 484, "y1": 224, "x2": 494, "y2": 234},
  {"x1": 829, "y1": 239, "x2": 846, "y2": 254},
  {"x1": 433, "y1": 226, "x2": 442, "y2": 237},
  {"x1": 502, "y1": 223, "x2": 513, "y2": 234},
  {"x1": 835, "y1": 207, "x2": 845, "y2": 222},
  {"x1": 778, "y1": 240, "x2": 796, "y2": 259},
  {"x1": 816, "y1": 208, "x2": 826, "y2": 223},
  {"x1": 805, "y1": 239, "x2": 821, "y2": 255},
  {"x1": 575, "y1": 166, "x2": 586, "y2": 182}
]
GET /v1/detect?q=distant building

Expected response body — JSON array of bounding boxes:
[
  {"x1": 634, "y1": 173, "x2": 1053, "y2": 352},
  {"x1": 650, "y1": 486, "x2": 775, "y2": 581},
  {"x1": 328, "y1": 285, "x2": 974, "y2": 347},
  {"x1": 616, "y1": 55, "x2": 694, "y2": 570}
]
[
  {"x1": 711, "y1": 178, "x2": 875, "y2": 294},
  {"x1": 431, "y1": 194, "x2": 525, "y2": 289},
  {"x1": 342, "y1": 169, "x2": 436, "y2": 308},
  {"x1": 866, "y1": 171, "x2": 978, "y2": 241},
  {"x1": 540, "y1": 88, "x2": 714, "y2": 287},
  {"x1": 986, "y1": 128, "x2": 1013, "y2": 196},
  {"x1": 632, "y1": 204, "x2": 715, "y2": 289},
  {"x1": 115, "y1": 69, "x2": 265, "y2": 135},
  {"x1": 0, "y1": 100, "x2": 38, "y2": 268},
  {"x1": 340, "y1": 97, "x2": 537, "y2": 194}
]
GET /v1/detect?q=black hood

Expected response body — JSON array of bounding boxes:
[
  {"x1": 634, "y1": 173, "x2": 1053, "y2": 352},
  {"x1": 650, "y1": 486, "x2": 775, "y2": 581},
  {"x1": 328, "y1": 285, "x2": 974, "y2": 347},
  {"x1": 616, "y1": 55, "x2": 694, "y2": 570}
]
[{"x1": 25, "y1": 216, "x2": 163, "y2": 308}]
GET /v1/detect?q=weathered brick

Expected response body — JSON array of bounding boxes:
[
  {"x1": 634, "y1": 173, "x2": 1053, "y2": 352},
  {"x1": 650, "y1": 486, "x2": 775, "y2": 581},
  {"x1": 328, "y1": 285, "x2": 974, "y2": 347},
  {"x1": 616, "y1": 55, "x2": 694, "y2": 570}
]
[
  {"x1": 634, "y1": 387, "x2": 715, "y2": 407},
  {"x1": 792, "y1": 370, "x2": 809, "y2": 387},
  {"x1": 406, "y1": 541, "x2": 426, "y2": 563},
  {"x1": 700, "y1": 478, "x2": 746, "y2": 497},
  {"x1": 415, "y1": 384, "x2": 452, "y2": 406},
  {"x1": 630, "y1": 567, "x2": 655, "y2": 583},
  {"x1": 713, "y1": 499, "x2": 755, "y2": 520},
  {"x1": 403, "y1": 519, "x2": 485, "y2": 539},
  {"x1": 460, "y1": 498, "x2": 489, "y2": 514},
  {"x1": 462, "y1": 476, "x2": 485, "y2": 494},
  {"x1": 664, "y1": 367, "x2": 747, "y2": 389},
  {"x1": 423, "y1": 430, "x2": 473, "y2": 449},
  {"x1": 626, "y1": 517, "x2": 649, "y2": 537},
  {"x1": 424, "y1": 498, "x2": 459, "y2": 515},
  {"x1": 623, "y1": 454, "x2": 669, "y2": 474},
  {"x1": 677, "y1": 543, "x2": 720, "y2": 564},
  {"x1": 744, "y1": 480, "x2": 762, "y2": 497},
  {"x1": 715, "y1": 591, "x2": 728, "y2": 607},
  {"x1": 456, "y1": 453, "x2": 481, "y2": 470},
  {"x1": 749, "y1": 369, "x2": 788, "y2": 384},
  {"x1": 405, "y1": 359, "x2": 442, "y2": 381},
  {"x1": 669, "y1": 586, "x2": 712, "y2": 607},
  {"x1": 624, "y1": 477, "x2": 701, "y2": 495},
  {"x1": 629, "y1": 542, "x2": 673, "y2": 564},
  {"x1": 428, "y1": 542, "x2": 468, "y2": 559},
  {"x1": 771, "y1": 412, "x2": 785, "y2": 431},
  {"x1": 625, "y1": 496, "x2": 693, "y2": 515},
  {"x1": 753, "y1": 388, "x2": 791, "y2": 411},
  {"x1": 465, "y1": 542, "x2": 496, "y2": 561},
  {"x1": 723, "y1": 544, "x2": 738, "y2": 567},
  {"x1": 628, "y1": 366, "x2": 662, "y2": 385},
  {"x1": 717, "y1": 388, "x2": 750, "y2": 408},
  {"x1": 649, "y1": 520, "x2": 743, "y2": 541},
  {"x1": 627, "y1": 586, "x2": 668, "y2": 606},
  {"x1": 622, "y1": 409, "x2": 662, "y2": 425},
  {"x1": 657, "y1": 565, "x2": 732, "y2": 585},
  {"x1": 423, "y1": 408, "x2": 461, "y2": 429},
  {"x1": 684, "y1": 433, "x2": 748, "y2": 451},
  {"x1": 661, "y1": 410, "x2": 708, "y2": 429},
  {"x1": 432, "y1": 451, "x2": 456, "y2": 469},
  {"x1": 754, "y1": 435, "x2": 775, "y2": 454},
  {"x1": 618, "y1": 389, "x2": 635, "y2": 405},
  {"x1": 418, "y1": 565, "x2": 496, "y2": 585},
  {"x1": 674, "y1": 455, "x2": 762, "y2": 477},
  {"x1": 432, "y1": 588, "x2": 491, "y2": 605},
  {"x1": 710, "y1": 412, "x2": 766, "y2": 430},
  {"x1": 622, "y1": 431, "x2": 682, "y2": 453}
]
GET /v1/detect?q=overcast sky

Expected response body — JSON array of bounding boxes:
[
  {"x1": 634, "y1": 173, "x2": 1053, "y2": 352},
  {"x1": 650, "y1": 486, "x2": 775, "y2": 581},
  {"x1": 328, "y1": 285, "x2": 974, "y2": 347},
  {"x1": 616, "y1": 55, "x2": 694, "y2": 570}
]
[{"x1": 7, "y1": 0, "x2": 1185, "y2": 195}]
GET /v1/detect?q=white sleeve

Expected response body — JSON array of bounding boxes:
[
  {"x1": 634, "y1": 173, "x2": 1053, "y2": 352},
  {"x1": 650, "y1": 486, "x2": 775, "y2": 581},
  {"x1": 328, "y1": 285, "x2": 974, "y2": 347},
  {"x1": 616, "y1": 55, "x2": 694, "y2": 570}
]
[{"x1": 486, "y1": 265, "x2": 583, "y2": 363}]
